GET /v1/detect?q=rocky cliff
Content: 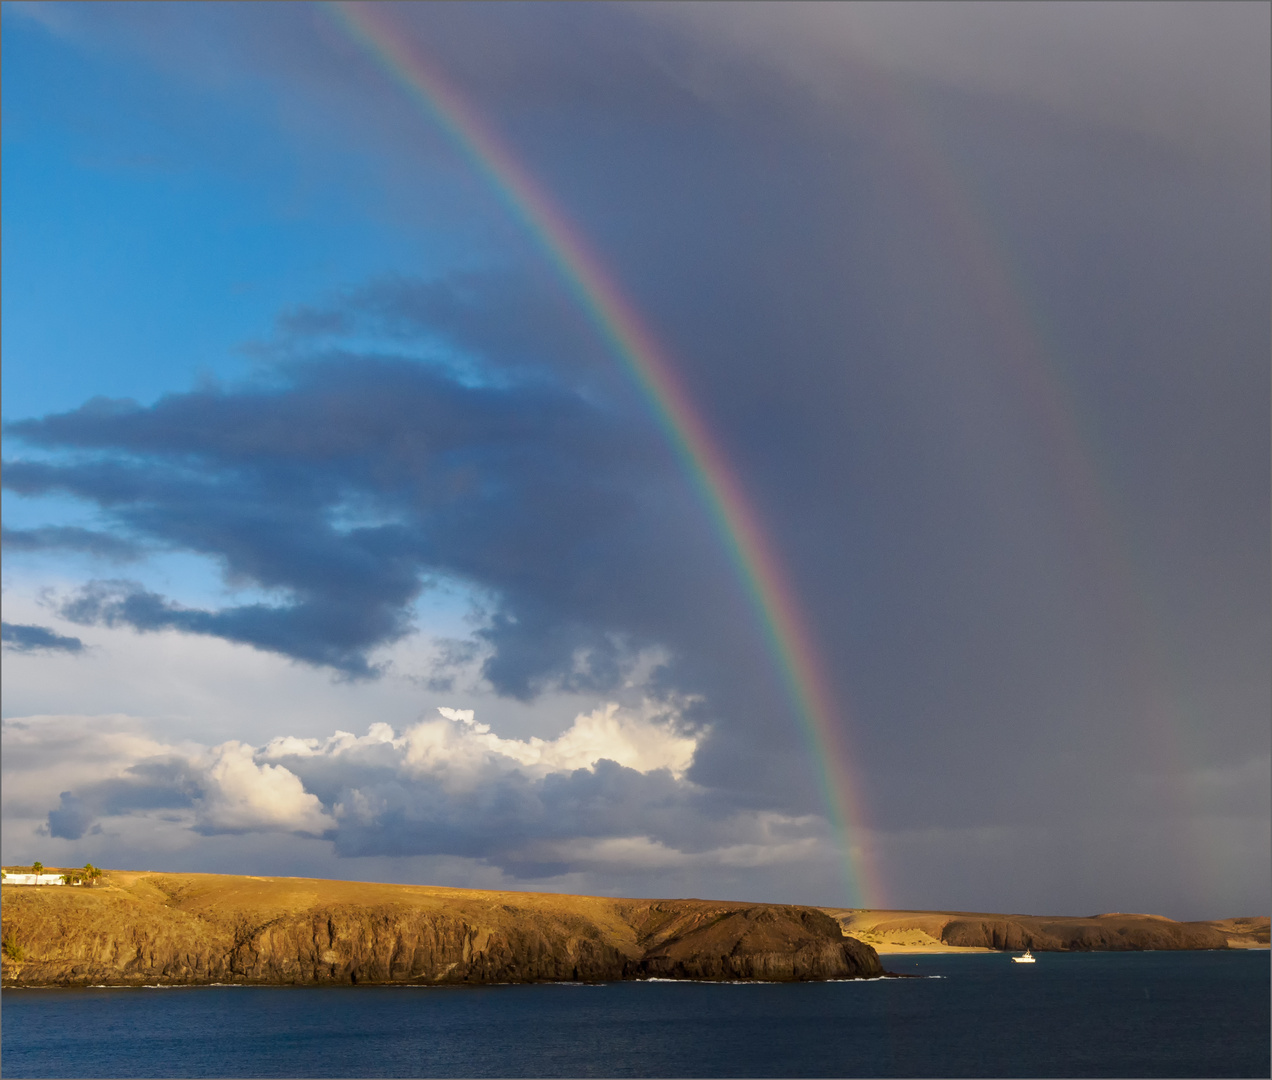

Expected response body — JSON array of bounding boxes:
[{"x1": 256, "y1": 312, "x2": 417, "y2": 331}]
[
  {"x1": 936, "y1": 913, "x2": 1231, "y2": 951},
  {"x1": 0, "y1": 871, "x2": 884, "y2": 987}
]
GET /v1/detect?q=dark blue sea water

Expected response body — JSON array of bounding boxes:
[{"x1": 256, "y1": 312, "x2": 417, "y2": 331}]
[{"x1": 2, "y1": 951, "x2": 1267, "y2": 1078}]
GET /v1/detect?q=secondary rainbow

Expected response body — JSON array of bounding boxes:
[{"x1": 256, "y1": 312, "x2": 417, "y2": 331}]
[{"x1": 325, "y1": 2, "x2": 879, "y2": 906}]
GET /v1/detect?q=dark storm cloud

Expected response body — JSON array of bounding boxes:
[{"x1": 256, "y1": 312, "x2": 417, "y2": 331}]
[
  {"x1": 56, "y1": 579, "x2": 413, "y2": 678},
  {"x1": 2, "y1": 525, "x2": 145, "y2": 561},
  {"x1": 46, "y1": 792, "x2": 96, "y2": 841},
  {"x1": 317, "y1": 759, "x2": 708, "y2": 867},
  {"x1": 4, "y1": 346, "x2": 733, "y2": 692},
  {"x1": 274, "y1": 271, "x2": 610, "y2": 388},
  {"x1": 1, "y1": 622, "x2": 85, "y2": 654},
  {"x1": 46, "y1": 760, "x2": 204, "y2": 840}
]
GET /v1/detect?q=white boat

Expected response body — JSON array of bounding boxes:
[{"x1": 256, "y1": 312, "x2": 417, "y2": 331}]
[{"x1": 1012, "y1": 949, "x2": 1036, "y2": 963}]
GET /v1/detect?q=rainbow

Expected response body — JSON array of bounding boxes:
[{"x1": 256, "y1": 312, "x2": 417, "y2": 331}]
[
  {"x1": 325, "y1": 2, "x2": 880, "y2": 905},
  {"x1": 884, "y1": 80, "x2": 1201, "y2": 855}
]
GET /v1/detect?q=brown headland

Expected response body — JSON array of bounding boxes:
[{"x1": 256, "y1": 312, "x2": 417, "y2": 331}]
[{"x1": 0, "y1": 870, "x2": 881, "y2": 987}]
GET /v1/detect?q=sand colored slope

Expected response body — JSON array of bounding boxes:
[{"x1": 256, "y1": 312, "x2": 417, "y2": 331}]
[{"x1": 1204, "y1": 916, "x2": 1272, "y2": 949}]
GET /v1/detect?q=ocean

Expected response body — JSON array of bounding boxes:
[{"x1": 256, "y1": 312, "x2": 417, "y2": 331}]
[{"x1": 1, "y1": 951, "x2": 1267, "y2": 1078}]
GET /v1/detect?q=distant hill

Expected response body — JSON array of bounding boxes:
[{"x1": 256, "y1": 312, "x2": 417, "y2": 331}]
[
  {"x1": 823, "y1": 907, "x2": 1269, "y2": 953},
  {"x1": 1, "y1": 870, "x2": 881, "y2": 986}
]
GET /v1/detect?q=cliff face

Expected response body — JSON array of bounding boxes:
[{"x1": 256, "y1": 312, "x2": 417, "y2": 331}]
[
  {"x1": 628, "y1": 903, "x2": 880, "y2": 981},
  {"x1": 936, "y1": 915, "x2": 1231, "y2": 952},
  {"x1": 0, "y1": 872, "x2": 883, "y2": 987}
]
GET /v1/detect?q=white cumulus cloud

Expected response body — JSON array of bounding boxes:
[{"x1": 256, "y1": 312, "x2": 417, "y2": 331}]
[
  {"x1": 197, "y1": 741, "x2": 334, "y2": 836},
  {"x1": 0, "y1": 705, "x2": 850, "y2": 894},
  {"x1": 397, "y1": 702, "x2": 699, "y2": 779},
  {"x1": 258, "y1": 701, "x2": 702, "y2": 783}
]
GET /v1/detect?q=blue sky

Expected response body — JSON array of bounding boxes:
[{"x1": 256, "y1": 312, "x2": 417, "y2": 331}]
[
  {"x1": 2, "y1": 6, "x2": 465, "y2": 419},
  {"x1": 3, "y1": 1, "x2": 1268, "y2": 918}
]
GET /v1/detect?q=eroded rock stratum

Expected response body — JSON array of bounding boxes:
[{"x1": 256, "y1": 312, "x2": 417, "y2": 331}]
[{"x1": 1, "y1": 871, "x2": 883, "y2": 986}]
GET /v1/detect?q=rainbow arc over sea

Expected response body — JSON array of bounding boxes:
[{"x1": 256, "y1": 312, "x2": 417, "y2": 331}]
[{"x1": 326, "y1": 2, "x2": 879, "y2": 906}]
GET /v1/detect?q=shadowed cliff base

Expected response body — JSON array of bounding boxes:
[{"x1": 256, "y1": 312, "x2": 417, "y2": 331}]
[
  {"x1": 0, "y1": 871, "x2": 882, "y2": 987},
  {"x1": 822, "y1": 908, "x2": 1270, "y2": 953}
]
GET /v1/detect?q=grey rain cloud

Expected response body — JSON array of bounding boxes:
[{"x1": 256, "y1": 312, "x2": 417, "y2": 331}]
[
  {"x1": 1, "y1": 622, "x2": 85, "y2": 654},
  {"x1": 647, "y1": 1, "x2": 1270, "y2": 166}
]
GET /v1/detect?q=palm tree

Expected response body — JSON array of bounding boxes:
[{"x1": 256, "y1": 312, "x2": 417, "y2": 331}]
[
  {"x1": 31, "y1": 861, "x2": 43, "y2": 878},
  {"x1": 84, "y1": 863, "x2": 102, "y2": 886}
]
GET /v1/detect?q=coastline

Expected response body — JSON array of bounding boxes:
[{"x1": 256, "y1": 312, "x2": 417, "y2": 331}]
[{"x1": 3, "y1": 871, "x2": 1265, "y2": 988}]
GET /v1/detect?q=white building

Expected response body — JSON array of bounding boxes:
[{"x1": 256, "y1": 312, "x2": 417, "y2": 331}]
[{"x1": 1, "y1": 873, "x2": 69, "y2": 885}]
